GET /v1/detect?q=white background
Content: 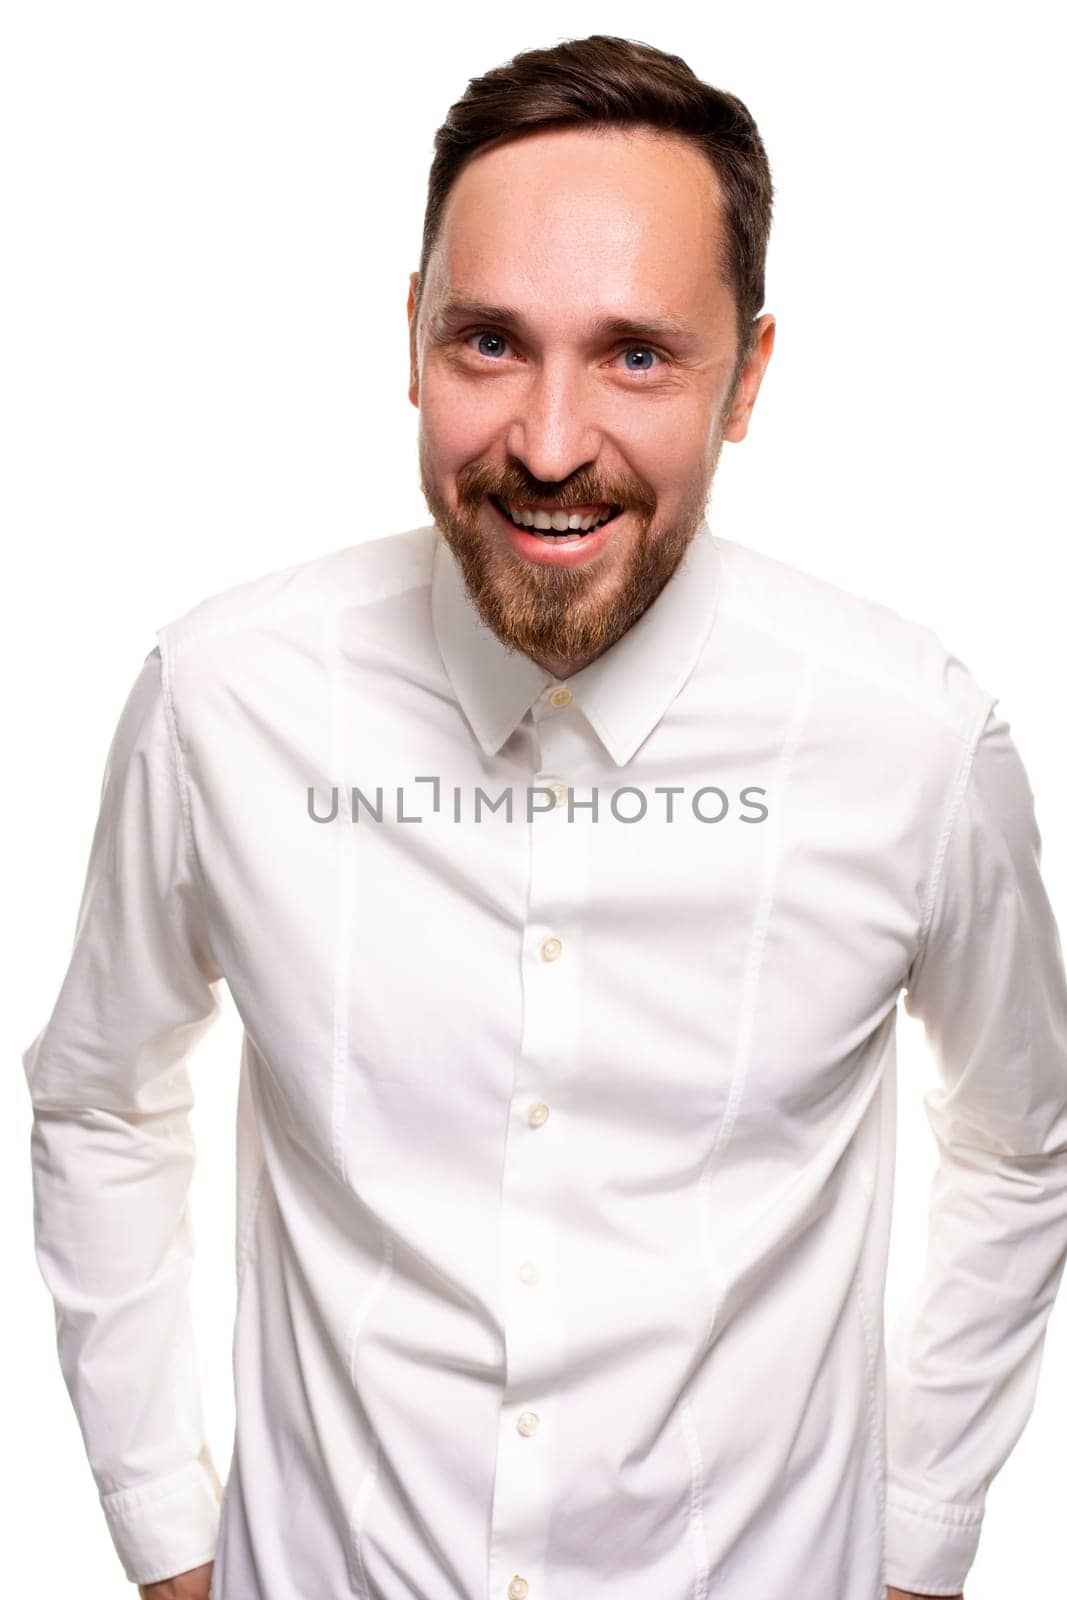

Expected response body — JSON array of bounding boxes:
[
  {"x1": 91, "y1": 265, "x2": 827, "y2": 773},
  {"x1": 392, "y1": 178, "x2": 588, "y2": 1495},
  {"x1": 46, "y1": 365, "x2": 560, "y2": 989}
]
[{"x1": 3, "y1": 3, "x2": 1065, "y2": 1594}]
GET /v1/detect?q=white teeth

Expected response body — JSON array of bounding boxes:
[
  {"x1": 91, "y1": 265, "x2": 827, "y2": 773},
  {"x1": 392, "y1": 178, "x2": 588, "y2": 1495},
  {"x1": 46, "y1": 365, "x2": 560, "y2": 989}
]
[{"x1": 503, "y1": 501, "x2": 615, "y2": 533}]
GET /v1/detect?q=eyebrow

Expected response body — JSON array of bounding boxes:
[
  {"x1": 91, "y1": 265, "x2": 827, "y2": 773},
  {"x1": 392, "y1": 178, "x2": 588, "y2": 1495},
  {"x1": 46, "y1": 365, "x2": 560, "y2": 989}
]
[{"x1": 430, "y1": 294, "x2": 698, "y2": 348}]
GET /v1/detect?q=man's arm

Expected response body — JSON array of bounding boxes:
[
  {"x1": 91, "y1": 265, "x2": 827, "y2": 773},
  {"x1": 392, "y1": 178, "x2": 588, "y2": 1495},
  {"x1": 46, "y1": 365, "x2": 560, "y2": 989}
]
[
  {"x1": 884, "y1": 700, "x2": 1067, "y2": 1594},
  {"x1": 887, "y1": 1591, "x2": 961, "y2": 1600},
  {"x1": 22, "y1": 642, "x2": 226, "y2": 1587},
  {"x1": 138, "y1": 1558, "x2": 214, "y2": 1599}
]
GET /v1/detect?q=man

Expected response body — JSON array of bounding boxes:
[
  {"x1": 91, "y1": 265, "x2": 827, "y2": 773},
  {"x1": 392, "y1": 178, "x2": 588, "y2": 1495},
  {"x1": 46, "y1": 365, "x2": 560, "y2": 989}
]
[{"x1": 22, "y1": 32, "x2": 1067, "y2": 1600}]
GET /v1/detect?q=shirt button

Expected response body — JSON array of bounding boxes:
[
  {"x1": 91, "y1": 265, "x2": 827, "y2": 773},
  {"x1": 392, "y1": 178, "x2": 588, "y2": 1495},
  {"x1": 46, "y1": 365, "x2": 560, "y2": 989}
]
[
  {"x1": 548, "y1": 780, "x2": 567, "y2": 808},
  {"x1": 519, "y1": 1261, "x2": 540, "y2": 1285},
  {"x1": 548, "y1": 686, "x2": 571, "y2": 708},
  {"x1": 527, "y1": 1101, "x2": 550, "y2": 1127},
  {"x1": 540, "y1": 935, "x2": 562, "y2": 962},
  {"x1": 517, "y1": 1411, "x2": 540, "y2": 1436},
  {"x1": 508, "y1": 1578, "x2": 529, "y2": 1600}
]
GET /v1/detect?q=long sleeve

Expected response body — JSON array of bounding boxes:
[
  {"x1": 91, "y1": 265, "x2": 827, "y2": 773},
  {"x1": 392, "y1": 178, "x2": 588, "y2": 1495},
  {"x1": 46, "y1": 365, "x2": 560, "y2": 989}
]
[
  {"x1": 22, "y1": 642, "x2": 226, "y2": 1586},
  {"x1": 885, "y1": 701, "x2": 1067, "y2": 1593}
]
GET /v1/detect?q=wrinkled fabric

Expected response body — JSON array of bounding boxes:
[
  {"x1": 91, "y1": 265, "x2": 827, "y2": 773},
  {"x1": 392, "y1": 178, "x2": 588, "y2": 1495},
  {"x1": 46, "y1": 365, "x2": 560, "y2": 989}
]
[{"x1": 23, "y1": 518, "x2": 1067, "y2": 1598}]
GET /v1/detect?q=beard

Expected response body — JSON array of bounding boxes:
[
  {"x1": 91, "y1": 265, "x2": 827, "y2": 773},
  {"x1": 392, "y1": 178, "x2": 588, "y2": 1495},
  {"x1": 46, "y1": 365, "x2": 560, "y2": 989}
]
[{"x1": 418, "y1": 431, "x2": 724, "y2": 672}]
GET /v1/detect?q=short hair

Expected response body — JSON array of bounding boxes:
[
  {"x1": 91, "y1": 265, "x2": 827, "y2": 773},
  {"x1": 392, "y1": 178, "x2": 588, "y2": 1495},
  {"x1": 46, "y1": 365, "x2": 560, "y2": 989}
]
[{"x1": 414, "y1": 33, "x2": 775, "y2": 389}]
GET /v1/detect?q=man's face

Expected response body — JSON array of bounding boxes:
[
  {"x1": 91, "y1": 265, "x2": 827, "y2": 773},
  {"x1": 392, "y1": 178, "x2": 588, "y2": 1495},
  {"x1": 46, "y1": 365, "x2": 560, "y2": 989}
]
[{"x1": 408, "y1": 124, "x2": 774, "y2": 678}]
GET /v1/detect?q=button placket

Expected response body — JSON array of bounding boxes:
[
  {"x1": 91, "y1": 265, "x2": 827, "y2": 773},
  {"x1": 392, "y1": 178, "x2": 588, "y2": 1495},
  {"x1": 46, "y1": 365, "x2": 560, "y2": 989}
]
[{"x1": 487, "y1": 701, "x2": 588, "y2": 1600}]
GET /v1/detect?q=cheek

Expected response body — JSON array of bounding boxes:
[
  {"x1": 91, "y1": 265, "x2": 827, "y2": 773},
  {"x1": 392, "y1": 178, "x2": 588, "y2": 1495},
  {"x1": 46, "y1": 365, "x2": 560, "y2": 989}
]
[
  {"x1": 620, "y1": 397, "x2": 716, "y2": 482},
  {"x1": 419, "y1": 368, "x2": 504, "y2": 455}
]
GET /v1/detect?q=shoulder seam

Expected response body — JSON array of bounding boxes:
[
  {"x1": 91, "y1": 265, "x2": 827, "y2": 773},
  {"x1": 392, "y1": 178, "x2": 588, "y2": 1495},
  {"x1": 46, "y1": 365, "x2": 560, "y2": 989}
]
[
  {"x1": 155, "y1": 628, "x2": 223, "y2": 978},
  {"x1": 154, "y1": 635, "x2": 194, "y2": 857},
  {"x1": 906, "y1": 694, "x2": 997, "y2": 994}
]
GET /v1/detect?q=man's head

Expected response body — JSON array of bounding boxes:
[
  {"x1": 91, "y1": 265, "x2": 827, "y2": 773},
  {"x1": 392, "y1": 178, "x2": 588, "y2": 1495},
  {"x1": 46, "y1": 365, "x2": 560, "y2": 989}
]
[{"x1": 408, "y1": 34, "x2": 776, "y2": 678}]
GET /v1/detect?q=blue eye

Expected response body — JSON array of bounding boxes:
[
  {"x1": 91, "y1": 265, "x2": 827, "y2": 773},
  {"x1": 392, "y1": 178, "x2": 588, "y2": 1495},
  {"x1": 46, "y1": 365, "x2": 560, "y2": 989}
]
[
  {"x1": 622, "y1": 347, "x2": 658, "y2": 372},
  {"x1": 474, "y1": 331, "x2": 509, "y2": 359}
]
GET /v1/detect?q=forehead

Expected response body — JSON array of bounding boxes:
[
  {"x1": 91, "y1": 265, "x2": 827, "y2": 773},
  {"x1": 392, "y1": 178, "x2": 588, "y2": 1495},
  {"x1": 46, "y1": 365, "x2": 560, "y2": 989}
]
[{"x1": 427, "y1": 125, "x2": 728, "y2": 328}]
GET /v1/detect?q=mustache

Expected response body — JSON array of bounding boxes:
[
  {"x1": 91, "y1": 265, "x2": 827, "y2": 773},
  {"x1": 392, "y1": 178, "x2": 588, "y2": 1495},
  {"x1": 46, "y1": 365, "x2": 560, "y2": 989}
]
[{"x1": 456, "y1": 462, "x2": 656, "y2": 516}]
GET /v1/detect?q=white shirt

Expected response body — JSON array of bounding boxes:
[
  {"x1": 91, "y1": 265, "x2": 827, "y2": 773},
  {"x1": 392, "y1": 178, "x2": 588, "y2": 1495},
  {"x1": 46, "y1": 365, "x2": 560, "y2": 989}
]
[{"x1": 23, "y1": 517, "x2": 1067, "y2": 1600}]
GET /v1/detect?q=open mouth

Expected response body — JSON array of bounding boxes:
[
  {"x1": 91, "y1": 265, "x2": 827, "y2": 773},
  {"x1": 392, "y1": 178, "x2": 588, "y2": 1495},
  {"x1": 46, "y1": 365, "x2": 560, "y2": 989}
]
[{"x1": 489, "y1": 495, "x2": 624, "y2": 541}]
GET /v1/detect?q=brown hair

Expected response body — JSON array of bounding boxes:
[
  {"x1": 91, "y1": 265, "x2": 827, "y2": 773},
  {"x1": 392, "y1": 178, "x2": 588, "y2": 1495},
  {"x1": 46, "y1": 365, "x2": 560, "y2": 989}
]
[{"x1": 414, "y1": 34, "x2": 774, "y2": 392}]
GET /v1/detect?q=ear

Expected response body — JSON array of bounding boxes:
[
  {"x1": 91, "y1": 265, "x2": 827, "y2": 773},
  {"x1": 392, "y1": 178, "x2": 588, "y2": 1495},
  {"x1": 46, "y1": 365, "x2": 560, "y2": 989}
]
[
  {"x1": 406, "y1": 272, "x2": 420, "y2": 408},
  {"x1": 723, "y1": 313, "x2": 776, "y2": 444}
]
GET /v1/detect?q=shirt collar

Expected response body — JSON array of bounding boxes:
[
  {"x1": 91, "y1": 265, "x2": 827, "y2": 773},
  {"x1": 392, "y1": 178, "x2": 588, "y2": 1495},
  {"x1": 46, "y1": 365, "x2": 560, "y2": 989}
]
[{"x1": 431, "y1": 514, "x2": 723, "y2": 768}]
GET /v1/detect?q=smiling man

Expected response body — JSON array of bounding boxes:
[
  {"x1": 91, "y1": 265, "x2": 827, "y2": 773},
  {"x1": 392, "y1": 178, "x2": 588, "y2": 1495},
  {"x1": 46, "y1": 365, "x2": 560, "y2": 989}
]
[
  {"x1": 411, "y1": 119, "x2": 748, "y2": 683},
  {"x1": 22, "y1": 32, "x2": 1067, "y2": 1600}
]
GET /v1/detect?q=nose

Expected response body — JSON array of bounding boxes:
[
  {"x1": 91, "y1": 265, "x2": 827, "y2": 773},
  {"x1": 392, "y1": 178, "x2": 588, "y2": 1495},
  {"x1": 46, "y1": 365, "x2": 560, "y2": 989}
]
[{"x1": 504, "y1": 359, "x2": 602, "y2": 487}]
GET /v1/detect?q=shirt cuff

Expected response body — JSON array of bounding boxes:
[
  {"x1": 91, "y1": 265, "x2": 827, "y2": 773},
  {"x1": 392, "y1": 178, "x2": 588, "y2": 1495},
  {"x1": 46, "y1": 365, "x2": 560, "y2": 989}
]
[
  {"x1": 100, "y1": 1456, "x2": 224, "y2": 1586},
  {"x1": 884, "y1": 1482, "x2": 982, "y2": 1595}
]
